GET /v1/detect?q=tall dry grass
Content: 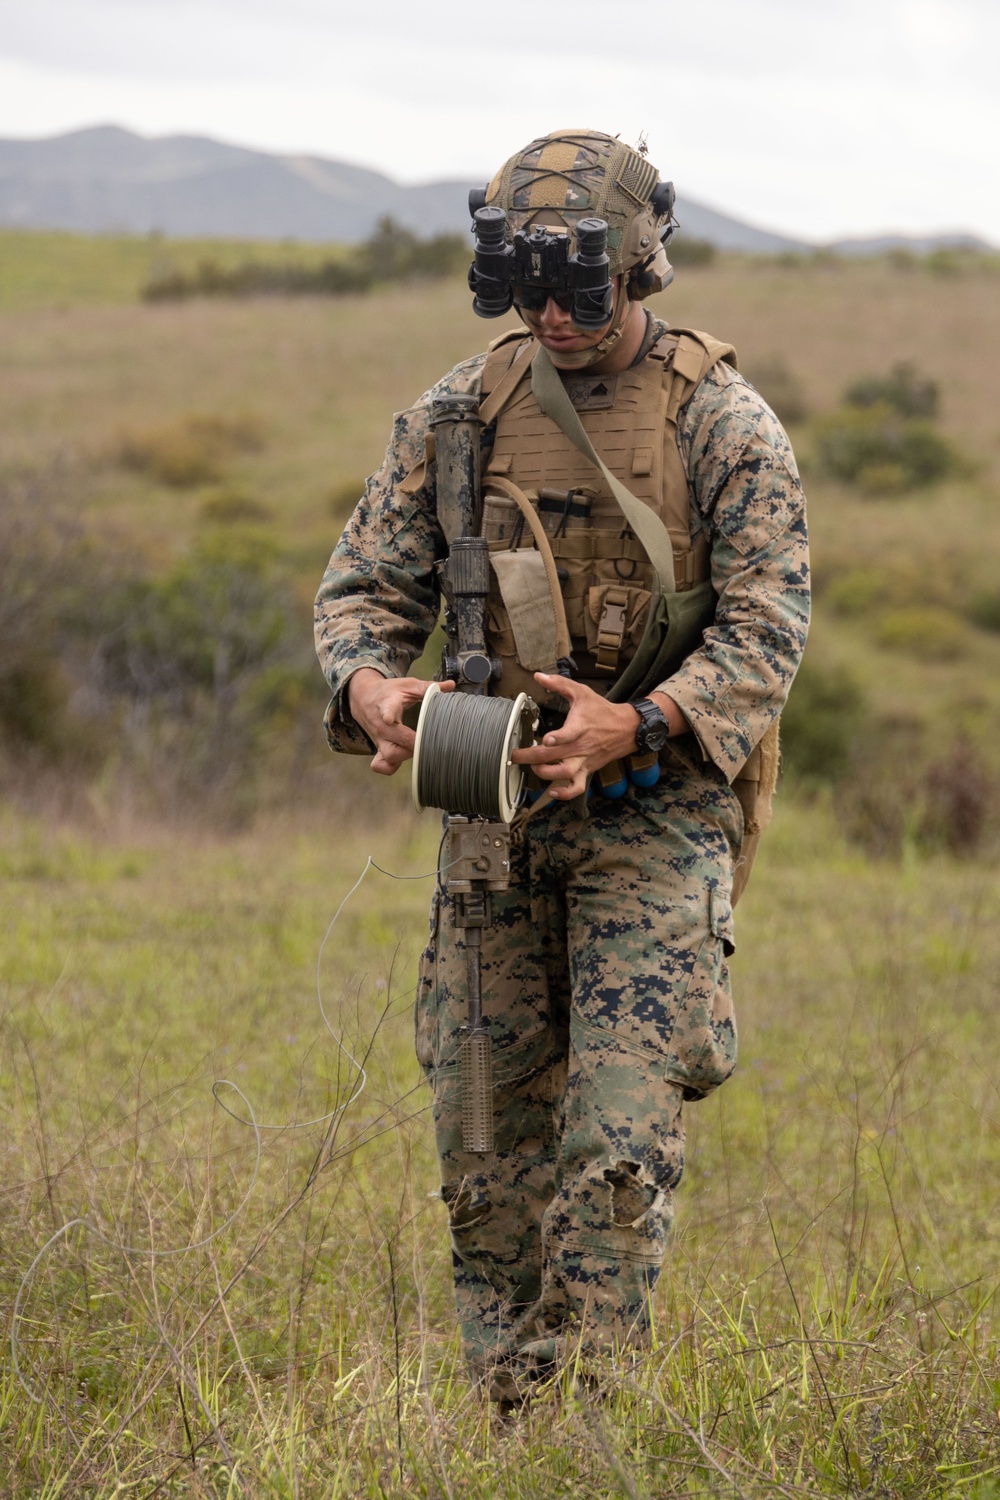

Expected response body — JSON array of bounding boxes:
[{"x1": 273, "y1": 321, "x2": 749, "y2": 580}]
[{"x1": 1, "y1": 799, "x2": 999, "y2": 1496}]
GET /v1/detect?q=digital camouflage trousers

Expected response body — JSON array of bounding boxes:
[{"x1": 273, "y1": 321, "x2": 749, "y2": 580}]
[{"x1": 415, "y1": 751, "x2": 742, "y2": 1375}]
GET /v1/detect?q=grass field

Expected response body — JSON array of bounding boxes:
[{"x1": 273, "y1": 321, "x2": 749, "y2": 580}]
[
  {"x1": 3, "y1": 799, "x2": 999, "y2": 1496},
  {"x1": 2, "y1": 242, "x2": 1000, "y2": 1495}
]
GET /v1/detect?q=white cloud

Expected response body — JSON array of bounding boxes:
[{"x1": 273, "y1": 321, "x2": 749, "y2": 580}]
[{"x1": 0, "y1": 0, "x2": 997, "y2": 241}]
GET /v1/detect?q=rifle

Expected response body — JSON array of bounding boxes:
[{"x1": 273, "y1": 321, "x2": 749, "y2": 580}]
[{"x1": 415, "y1": 394, "x2": 530, "y2": 1153}]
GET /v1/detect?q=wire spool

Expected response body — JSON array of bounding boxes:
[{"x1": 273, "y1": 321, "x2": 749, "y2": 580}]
[{"x1": 412, "y1": 685, "x2": 536, "y2": 821}]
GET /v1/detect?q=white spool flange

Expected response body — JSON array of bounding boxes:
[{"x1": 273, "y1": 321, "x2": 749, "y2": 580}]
[{"x1": 412, "y1": 686, "x2": 534, "y2": 820}]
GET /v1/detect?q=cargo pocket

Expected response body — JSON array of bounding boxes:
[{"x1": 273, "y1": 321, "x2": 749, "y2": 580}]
[{"x1": 665, "y1": 887, "x2": 737, "y2": 1101}]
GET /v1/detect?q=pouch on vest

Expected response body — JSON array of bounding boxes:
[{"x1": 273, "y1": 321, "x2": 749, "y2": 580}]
[
  {"x1": 490, "y1": 549, "x2": 561, "y2": 673},
  {"x1": 585, "y1": 583, "x2": 652, "y2": 675},
  {"x1": 604, "y1": 579, "x2": 717, "y2": 704}
]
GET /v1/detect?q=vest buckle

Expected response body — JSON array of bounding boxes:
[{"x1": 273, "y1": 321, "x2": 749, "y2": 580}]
[{"x1": 595, "y1": 586, "x2": 630, "y2": 673}]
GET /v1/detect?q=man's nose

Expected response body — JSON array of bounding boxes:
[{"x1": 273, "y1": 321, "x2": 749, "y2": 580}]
[{"x1": 540, "y1": 297, "x2": 571, "y2": 327}]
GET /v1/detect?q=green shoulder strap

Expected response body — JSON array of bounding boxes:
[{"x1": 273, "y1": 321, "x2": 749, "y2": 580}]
[{"x1": 531, "y1": 345, "x2": 677, "y2": 595}]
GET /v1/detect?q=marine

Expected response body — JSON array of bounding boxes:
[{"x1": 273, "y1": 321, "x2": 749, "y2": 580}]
[{"x1": 315, "y1": 128, "x2": 810, "y2": 1400}]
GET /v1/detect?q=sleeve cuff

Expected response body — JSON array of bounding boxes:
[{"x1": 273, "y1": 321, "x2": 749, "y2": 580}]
[
  {"x1": 323, "y1": 660, "x2": 391, "y2": 756},
  {"x1": 659, "y1": 676, "x2": 752, "y2": 784}
]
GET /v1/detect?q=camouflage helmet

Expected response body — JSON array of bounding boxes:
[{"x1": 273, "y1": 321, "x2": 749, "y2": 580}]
[{"x1": 482, "y1": 128, "x2": 675, "y2": 299}]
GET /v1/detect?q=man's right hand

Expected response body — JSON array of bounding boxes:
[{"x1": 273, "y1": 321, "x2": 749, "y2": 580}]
[{"x1": 346, "y1": 669, "x2": 452, "y2": 776}]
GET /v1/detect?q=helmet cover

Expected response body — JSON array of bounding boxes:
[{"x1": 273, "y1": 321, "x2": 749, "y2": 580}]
[{"x1": 486, "y1": 128, "x2": 673, "y2": 299}]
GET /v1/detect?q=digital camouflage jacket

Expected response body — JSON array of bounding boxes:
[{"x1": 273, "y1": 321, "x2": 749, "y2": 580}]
[{"x1": 314, "y1": 319, "x2": 810, "y2": 784}]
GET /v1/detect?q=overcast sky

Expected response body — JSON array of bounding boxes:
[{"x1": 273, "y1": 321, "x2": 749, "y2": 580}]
[{"x1": 0, "y1": 0, "x2": 997, "y2": 244}]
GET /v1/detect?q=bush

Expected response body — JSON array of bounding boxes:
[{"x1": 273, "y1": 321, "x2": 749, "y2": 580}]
[
  {"x1": 668, "y1": 236, "x2": 716, "y2": 267},
  {"x1": 743, "y1": 356, "x2": 809, "y2": 425},
  {"x1": 836, "y1": 727, "x2": 996, "y2": 860},
  {"x1": 823, "y1": 566, "x2": 885, "y2": 617},
  {"x1": 362, "y1": 216, "x2": 467, "y2": 281},
  {"x1": 822, "y1": 560, "x2": 961, "y2": 619},
  {"x1": 812, "y1": 403, "x2": 962, "y2": 494},
  {"x1": 85, "y1": 530, "x2": 327, "y2": 811},
  {"x1": 779, "y1": 658, "x2": 868, "y2": 783},
  {"x1": 920, "y1": 737, "x2": 994, "y2": 853},
  {"x1": 117, "y1": 413, "x2": 264, "y2": 488},
  {"x1": 200, "y1": 487, "x2": 273, "y2": 524},
  {"x1": 0, "y1": 656, "x2": 68, "y2": 753},
  {"x1": 967, "y1": 588, "x2": 1000, "y2": 633},
  {"x1": 844, "y1": 361, "x2": 939, "y2": 419},
  {"x1": 144, "y1": 255, "x2": 373, "y2": 302},
  {"x1": 0, "y1": 474, "x2": 81, "y2": 752},
  {"x1": 0, "y1": 469, "x2": 330, "y2": 814},
  {"x1": 141, "y1": 218, "x2": 467, "y2": 302},
  {"x1": 98, "y1": 537, "x2": 289, "y2": 701},
  {"x1": 875, "y1": 605, "x2": 970, "y2": 661},
  {"x1": 832, "y1": 714, "x2": 926, "y2": 858},
  {"x1": 812, "y1": 361, "x2": 967, "y2": 495}
]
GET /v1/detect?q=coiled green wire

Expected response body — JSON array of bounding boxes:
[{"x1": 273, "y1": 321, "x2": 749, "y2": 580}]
[{"x1": 413, "y1": 687, "x2": 530, "y2": 820}]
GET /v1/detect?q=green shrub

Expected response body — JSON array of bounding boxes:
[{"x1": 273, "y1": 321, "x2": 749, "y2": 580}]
[
  {"x1": 141, "y1": 218, "x2": 466, "y2": 302},
  {"x1": 743, "y1": 356, "x2": 809, "y2": 425},
  {"x1": 362, "y1": 216, "x2": 466, "y2": 281},
  {"x1": 823, "y1": 566, "x2": 885, "y2": 617},
  {"x1": 813, "y1": 402, "x2": 962, "y2": 493},
  {"x1": 779, "y1": 657, "x2": 868, "y2": 783},
  {"x1": 668, "y1": 236, "x2": 716, "y2": 267},
  {"x1": 838, "y1": 728, "x2": 996, "y2": 860},
  {"x1": 875, "y1": 605, "x2": 969, "y2": 660},
  {"x1": 117, "y1": 412, "x2": 264, "y2": 487},
  {"x1": 844, "y1": 361, "x2": 939, "y2": 419},
  {"x1": 199, "y1": 486, "x2": 273, "y2": 524},
  {"x1": 99, "y1": 535, "x2": 290, "y2": 702},
  {"x1": 967, "y1": 588, "x2": 1000, "y2": 633},
  {"x1": 90, "y1": 531, "x2": 319, "y2": 804},
  {"x1": 919, "y1": 736, "x2": 994, "y2": 853},
  {"x1": 925, "y1": 247, "x2": 965, "y2": 277},
  {"x1": 832, "y1": 714, "x2": 926, "y2": 858},
  {"x1": 0, "y1": 472, "x2": 120, "y2": 766},
  {"x1": 0, "y1": 656, "x2": 67, "y2": 752},
  {"x1": 143, "y1": 254, "x2": 373, "y2": 301}
]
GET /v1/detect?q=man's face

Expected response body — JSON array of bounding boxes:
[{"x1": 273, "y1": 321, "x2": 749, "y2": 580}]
[{"x1": 515, "y1": 276, "x2": 620, "y2": 367}]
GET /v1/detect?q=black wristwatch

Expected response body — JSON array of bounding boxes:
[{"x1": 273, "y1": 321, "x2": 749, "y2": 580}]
[{"x1": 631, "y1": 697, "x2": 670, "y2": 754}]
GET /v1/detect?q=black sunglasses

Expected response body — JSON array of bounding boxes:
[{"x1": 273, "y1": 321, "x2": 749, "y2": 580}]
[{"x1": 512, "y1": 285, "x2": 576, "y2": 313}]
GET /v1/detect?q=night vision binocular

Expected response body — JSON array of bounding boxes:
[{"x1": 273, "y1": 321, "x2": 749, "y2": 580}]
[{"x1": 467, "y1": 205, "x2": 615, "y2": 328}]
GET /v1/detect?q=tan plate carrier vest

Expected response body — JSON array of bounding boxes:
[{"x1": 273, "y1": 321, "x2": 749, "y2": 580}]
[{"x1": 415, "y1": 326, "x2": 777, "y2": 902}]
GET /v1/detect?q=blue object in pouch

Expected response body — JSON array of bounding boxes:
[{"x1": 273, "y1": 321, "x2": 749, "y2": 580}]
[
  {"x1": 627, "y1": 752, "x2": 661, "y2": 789},
  {"x1": 598, "y1": 760, "x2": 628, "y2": 799}
]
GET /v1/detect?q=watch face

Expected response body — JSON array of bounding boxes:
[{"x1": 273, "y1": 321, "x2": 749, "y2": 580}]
[
  {"x1": 634, "y1": 700, "x2": 669, "y2": 753},
  {"x1": 642, "y1": 721, "x2": 669, "y2": 752}
]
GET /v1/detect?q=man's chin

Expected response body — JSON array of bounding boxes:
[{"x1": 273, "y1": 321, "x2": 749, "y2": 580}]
[
  {"x1": 542, "y1": 340, "x2": 590, "y2": 366},
  {"x1": 546, "y1": 345, "x2": 603, "y2": 371}
]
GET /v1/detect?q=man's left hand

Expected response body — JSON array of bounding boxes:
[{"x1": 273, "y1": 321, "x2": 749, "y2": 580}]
[
  {"x1": 511, "y1": 673, "x2": 680, "y2": 801},
  {"x1": 515, "y1": 675, "x2": 689, "y2": 804}
]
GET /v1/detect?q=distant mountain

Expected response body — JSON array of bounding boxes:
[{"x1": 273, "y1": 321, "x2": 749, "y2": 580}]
[
  {"x1": 0, "y1": 124, "x2": 806, "y2": 251},
  {"x1": 828, "y1": 231, "x2": 995, "y2": 255},
  {"x1": 0, "y1": 126, "x2": 991, "y2": 256}
]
